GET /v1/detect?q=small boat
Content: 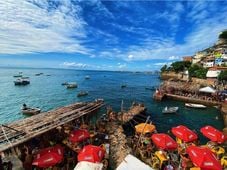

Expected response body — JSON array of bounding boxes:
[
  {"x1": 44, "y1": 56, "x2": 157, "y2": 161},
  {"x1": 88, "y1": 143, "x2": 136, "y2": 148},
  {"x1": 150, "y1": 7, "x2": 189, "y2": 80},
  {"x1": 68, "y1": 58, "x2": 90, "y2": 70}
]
[
  {"x1": 162, "y1": 106, "x2": 179, "y2": 114},
  {"x1": 66, "y1": 83, "x2": 78, "y2": 89},
  {"x1": 13, "y1": 72, "x2": 23, "y2": 78},
  {"x1": 145, "y1": 86, "x2": 157, "y2": 91},
  {"x1": 21, "y1": 108, "x2": 41, "y2": 115},
  {"x1": 61, "y1": 82, "x2": 68, "y2": 85},
  {"x1": 185, "y1": 103, "x2": 207, "y2": 109},
  {"x1": 121, "y1": 84, "x2": 127, "y2": 88},
  {"x1": 85, "y1": 75, "x2": 90, "y2": 79},
  {"x1": 77, "y1": 91, "x2": 88, "y2": 97},
  {"x1": 14, "y1": 77, "x2": 30, "y2": 85},
  {"x1": 21, "y1": 104, "x2": 41, "y2": 115}
]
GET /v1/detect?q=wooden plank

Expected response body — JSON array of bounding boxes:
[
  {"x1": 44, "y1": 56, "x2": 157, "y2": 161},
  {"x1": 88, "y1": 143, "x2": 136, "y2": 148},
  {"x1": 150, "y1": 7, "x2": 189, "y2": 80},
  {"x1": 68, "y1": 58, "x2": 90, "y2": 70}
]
[{"x1": 0, "y1": 100, "x2": 104, "y2": 152}]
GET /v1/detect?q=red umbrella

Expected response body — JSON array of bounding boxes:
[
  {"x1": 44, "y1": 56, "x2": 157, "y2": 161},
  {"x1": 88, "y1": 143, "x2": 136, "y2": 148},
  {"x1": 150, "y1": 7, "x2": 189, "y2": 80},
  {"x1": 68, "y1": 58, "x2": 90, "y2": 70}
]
[
  {"x1": 186, "y1": 146, "x2": 222, "y2": 170},
  {"x1": 200, "y1": 125, "x2": 225, "y2": 144},
  {"x1": 171, "y1": 125, "x2": 198, "y2": 142},
  {"x1": 32, "y1": 145, "x2": 64, "y2": 168},
  {"x1": 78, "y1": 145, "x2": 105, "y2": 163},
  {"x1": 151, "y1": 133, "x2": 177, "y2": 150},
  {"x1": 69, "y1": 129, "x2": 90, "y2": 143}
]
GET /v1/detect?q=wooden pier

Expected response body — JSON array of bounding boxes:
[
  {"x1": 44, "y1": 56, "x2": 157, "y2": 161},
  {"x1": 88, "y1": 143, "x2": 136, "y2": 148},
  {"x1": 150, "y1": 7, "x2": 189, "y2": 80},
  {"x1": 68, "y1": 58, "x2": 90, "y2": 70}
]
[
  {"x1": 106, "y1": 103, "x2": 146, "y2": 169},
  {"x1": 165, "y1": 93, "x2": 221, "y2": 106},
  {"x1": 0, "y1": 99, "x2": 104, "y2": 152}
]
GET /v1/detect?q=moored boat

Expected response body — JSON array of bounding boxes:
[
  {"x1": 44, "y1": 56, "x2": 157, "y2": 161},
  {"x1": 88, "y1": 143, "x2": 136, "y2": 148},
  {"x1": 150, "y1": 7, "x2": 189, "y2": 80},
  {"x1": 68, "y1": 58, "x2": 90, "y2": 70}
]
[
  {"x1": 13, "y1": 72, "x2": 23, "y2": 78},
  {"x1": 35, "y1": 73, "x2": 43, "y2": 76},
  {"x1": 185, "y1": 103, "x2": 207, "y2": 109},
  {"x1": 14, "y1": 77, "x2": 30, "y2": 85},
  {"x1": 62, "y1": 82, "x2": 69, "y2": 85},
  {"x1": 66, "y1": 83, "x2": 78, "y2": 88},
  {"x1": 85, "y1": 75, "x2": 90, "y2": 79},
  {"x1": 145, "y1": 86, "x2": 157, "y2": 91},
  {"x1": 162, "y1": 106, "x2": 179, "y2": 114},
  {"x1": 21, "y1": 104, "x2": 41, "y2": 115},
  {"x1": 121, "y1": 84, "x2": 127, "y2": 88},
  {"x1": 77, "y1": 91, "x2": 88, "y2": 97}
]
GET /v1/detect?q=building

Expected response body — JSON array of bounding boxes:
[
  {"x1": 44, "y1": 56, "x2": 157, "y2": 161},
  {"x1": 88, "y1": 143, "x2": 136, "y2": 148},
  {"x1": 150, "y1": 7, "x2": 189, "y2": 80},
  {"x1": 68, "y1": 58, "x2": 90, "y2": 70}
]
[
  {"x1": 192, "y1": 52, "x2": 207, "y2": 64},
  {"x1": 206, "y1": 68, "x2": 221, "y2": 85},
  {"x1": 203, "y1": 56, "x2": 215, "y2": 68},
  {"x1": 183, "y1": 56, "x2": 193, "y2": 62}
]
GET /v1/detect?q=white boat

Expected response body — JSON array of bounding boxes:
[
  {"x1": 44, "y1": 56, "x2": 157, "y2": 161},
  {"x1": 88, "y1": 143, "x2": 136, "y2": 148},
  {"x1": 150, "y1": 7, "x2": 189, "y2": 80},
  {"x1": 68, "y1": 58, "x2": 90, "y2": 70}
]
[
  {"x1": 66, "y1": 83, "x2": 78, "y2": 88},
  {"x1": 21, "y1": 107, "x2": 41, "y2": 115},
  {"x1": 14, "y1": 77, "x2": 30, "y2": 85},
  {"x1": 162, "y1": 106, "x2": 179, "y2": 114},
  {"x1": 85, "y1": 75, "x2": 90, "y2": 79},
  {"x1": 13, "y1": 72, "x2": 23, "y2": 78},
  {"x1": 185, "y1": 103, "x2": 207, "y2": 109},
  {"x1": 77, "y1": 91, "x2": 88, "y2": 97}
]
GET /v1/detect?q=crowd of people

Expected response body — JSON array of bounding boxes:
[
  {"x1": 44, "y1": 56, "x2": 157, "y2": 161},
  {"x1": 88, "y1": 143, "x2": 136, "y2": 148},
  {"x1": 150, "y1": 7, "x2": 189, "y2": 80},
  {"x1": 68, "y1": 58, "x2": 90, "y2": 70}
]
[{"x1": 0, "y1": 118, "x2": 110, "y2": 170}]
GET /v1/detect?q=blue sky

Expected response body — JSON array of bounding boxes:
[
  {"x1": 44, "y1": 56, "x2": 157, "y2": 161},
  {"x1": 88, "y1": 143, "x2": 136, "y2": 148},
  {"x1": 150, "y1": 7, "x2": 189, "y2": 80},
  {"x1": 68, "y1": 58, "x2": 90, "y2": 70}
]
[{"x1": 0, "y1": 0, "x2": 227, "y2": 71}]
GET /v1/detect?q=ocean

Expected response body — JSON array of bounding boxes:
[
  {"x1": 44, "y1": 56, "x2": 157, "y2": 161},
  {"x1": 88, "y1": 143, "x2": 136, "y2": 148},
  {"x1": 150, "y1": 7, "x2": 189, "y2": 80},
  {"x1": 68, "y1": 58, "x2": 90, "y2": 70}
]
[{"x1": 0, "y1": 67, "x2": 224, "y2": 144}]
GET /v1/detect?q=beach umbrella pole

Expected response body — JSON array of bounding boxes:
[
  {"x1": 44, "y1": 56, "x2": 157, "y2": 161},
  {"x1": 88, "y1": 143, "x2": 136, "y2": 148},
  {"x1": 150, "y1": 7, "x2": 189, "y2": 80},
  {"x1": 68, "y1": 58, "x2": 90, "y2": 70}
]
[{"x1": 134, "y1": 116, "x2": 150, "y2": 154}]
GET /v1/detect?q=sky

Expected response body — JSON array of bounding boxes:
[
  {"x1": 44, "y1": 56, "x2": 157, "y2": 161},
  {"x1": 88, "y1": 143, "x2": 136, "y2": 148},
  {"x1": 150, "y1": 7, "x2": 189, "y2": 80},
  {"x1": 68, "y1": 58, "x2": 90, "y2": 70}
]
[{"x1": 0, "y1": 0, "x2": 227, "y2": 71}]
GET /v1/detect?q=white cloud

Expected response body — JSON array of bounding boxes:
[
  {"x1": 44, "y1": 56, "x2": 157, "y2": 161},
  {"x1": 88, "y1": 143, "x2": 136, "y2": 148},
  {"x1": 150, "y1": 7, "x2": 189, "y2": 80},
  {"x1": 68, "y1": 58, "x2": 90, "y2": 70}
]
[
  {"x1": 117, "y1": 63, "x2": 127, "y2": 69},
  {"x1": 154, "y1": 62, "x2": 172, "y2": 66},
  {"x1": 168, "y1": 56, "x2": 179, "y2": 60},
  {"x1": 0, "y1": 0, "x2": 89, "y2": 54},
  {"x1": 128, "y1": 54, "x2": 133, "y2": 60},
  {"x1": 61, "y1": 62, "x2": 87, "y2": 68}
]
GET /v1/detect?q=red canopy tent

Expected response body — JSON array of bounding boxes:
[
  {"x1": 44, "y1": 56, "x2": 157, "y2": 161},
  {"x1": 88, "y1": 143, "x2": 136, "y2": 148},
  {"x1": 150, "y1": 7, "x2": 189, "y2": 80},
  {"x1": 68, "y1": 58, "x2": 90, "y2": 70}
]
[
  {"x1": 151, "y1": 133, "x2": 177, "y2": 150},
  {"x1": 171, "y1": 125, "x2": 198, "y2": 142},
  {"x1": 32, "y1": 145, "x2": 64, "y2": 168},
  {"x1": 186, "y1": 146, "x2": 222, "y2": 170},
  {"x1": 200, "y1": 125, "x2": 225, "y2": 144},
  {"x1": 69, "y1": 129, "x2": 90, "y2": 143},
  {"x1": 78, "y1": 145, "x2": 105, "y2": 163}
]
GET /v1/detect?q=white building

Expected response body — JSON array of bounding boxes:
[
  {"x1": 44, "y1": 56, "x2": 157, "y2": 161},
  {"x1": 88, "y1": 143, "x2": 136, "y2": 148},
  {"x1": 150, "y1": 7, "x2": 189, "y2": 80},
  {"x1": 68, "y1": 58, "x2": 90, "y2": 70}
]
[{"x1": 206, "y1": 70, "x2": 221, "y2": 78}]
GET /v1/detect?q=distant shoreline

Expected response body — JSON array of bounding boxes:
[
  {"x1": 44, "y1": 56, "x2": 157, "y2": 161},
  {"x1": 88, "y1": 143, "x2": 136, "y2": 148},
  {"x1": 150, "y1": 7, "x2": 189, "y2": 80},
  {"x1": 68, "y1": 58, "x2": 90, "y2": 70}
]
[{"x1": 0, "y1": 66, "x2": 160, "y2": 74}]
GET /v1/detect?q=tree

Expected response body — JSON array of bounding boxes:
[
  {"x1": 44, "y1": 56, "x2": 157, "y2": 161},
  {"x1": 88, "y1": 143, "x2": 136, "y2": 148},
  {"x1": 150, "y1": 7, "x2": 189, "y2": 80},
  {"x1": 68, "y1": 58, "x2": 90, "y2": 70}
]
[
  {"x1": 170, "y1": 61, "x2": 191, "y2": 73},
  {"x1": 188, "y1": 64, "x2": 208, "y2": 79},
  {"x1": 218, "y1": 70, "x2": 227, "y2": 81},
  {"x1": 219, "y1": 30, "x2": 227, "y2": 39},
  {"x1": 161, "y1": 65, "x2": 168, "y2": 72}
]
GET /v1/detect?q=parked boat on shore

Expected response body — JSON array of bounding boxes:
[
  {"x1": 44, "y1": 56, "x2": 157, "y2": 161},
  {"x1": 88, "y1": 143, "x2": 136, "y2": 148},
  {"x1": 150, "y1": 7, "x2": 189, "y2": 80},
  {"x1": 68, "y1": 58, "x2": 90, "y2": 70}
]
[
  {"x1": 185, "y1": 103, "x2": 207, "y2": 109},
  {"x1": 162, "y1": 106, "x2": 179, "y2": 114},
  {"x1": 14, "y1": 77, "x2": 30, "y2": 85}
]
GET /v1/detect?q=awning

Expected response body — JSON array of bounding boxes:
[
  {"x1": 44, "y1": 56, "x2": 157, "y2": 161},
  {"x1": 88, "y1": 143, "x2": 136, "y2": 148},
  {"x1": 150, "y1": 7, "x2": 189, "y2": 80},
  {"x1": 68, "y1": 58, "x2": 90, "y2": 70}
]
[
  {"x1": 199, "y1": 86, "x2": 216, "y2": 93},
  {"x1": 116, "y1": 154, "x2": 154, "y2": 170}
]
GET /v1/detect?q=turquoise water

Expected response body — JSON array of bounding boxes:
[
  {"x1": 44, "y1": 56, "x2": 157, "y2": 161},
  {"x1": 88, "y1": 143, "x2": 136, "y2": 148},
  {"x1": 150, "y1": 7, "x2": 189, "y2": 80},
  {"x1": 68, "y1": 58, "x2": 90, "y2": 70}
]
[{"x1": 0, "y1": 68, "x2": 224, "y2": 143}]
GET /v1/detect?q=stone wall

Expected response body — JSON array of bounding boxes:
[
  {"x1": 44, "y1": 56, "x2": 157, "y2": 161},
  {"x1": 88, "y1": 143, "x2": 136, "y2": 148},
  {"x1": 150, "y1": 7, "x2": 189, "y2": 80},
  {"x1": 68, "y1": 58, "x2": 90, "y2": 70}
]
[
  {"x1": 160, "y1": 72, "x2": 183, "y2": 80},
  {"x1": 191, "y1": 77, "x2": 210, "y2": 86}
]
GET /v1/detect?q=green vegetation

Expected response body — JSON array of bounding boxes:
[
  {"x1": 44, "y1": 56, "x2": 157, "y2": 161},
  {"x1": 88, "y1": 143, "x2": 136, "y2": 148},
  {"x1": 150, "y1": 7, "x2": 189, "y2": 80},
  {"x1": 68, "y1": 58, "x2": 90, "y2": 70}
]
[
  {"x1": 160, "y1": 61, "x2": 209, "y2": 79},
  {"x1": 170, "y1": 61, "x2": 191, "y2": 72},
  {"x1": 188, "y1": 64, "x2": 208, "y2": 79},
  {"x1": 219, "y1": 30, "x2": 227, "y2": 39},
  {"x1": 160, "y1": 65, "x2": 168, "y2": 72},
  {"x1": 160, "y1": 61, "x2": 191, "y2": 73},
  {"x1": 218, "y1": 70, "x2": 227, "y2": 81}
]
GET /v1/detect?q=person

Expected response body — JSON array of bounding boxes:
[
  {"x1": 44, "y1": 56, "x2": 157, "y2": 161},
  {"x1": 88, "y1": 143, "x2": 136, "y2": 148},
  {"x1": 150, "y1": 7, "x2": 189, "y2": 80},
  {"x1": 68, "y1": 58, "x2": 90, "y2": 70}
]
[{"x1": 22, "y1": 104, "x2": 27, "y2": 110}]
